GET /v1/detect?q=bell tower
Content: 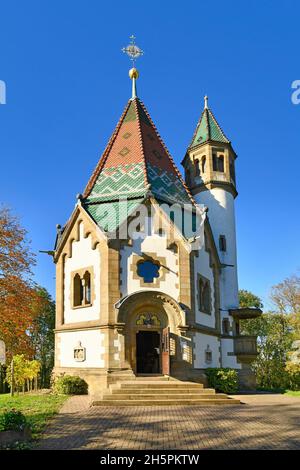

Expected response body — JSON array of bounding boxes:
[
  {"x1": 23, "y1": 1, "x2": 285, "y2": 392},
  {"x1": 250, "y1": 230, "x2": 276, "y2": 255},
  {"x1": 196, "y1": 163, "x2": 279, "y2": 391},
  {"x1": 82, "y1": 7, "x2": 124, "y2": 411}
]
[{"x1": 182, "y1": 96, "x2": 239, "y2": 313}]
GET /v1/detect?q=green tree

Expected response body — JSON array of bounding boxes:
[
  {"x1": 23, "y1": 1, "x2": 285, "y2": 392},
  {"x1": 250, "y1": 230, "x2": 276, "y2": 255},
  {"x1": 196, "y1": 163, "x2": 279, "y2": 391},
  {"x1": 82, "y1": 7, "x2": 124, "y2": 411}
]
[
  {"x1": 238, "y1": 282, "x2": 300, "y2": 390},
  {"x1": 30, "y1": 287, "x2": 55, "y2": 388},
  {"x1": 242, "y1": 313, "x2": 292, "y2": 389},
  {"x1": 239, "y1": 289, "x2": 263, "y2": 309},
  {"x1": 239, "y1": 289, "x2": 263, "y2": 337}
]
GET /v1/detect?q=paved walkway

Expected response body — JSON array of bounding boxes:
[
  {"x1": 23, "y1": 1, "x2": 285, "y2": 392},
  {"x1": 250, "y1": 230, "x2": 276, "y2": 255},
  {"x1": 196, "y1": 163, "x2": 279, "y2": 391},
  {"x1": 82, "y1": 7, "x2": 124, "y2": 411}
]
[{"x1": 38, "y1": 394, "x2": 300, "y2": 450}]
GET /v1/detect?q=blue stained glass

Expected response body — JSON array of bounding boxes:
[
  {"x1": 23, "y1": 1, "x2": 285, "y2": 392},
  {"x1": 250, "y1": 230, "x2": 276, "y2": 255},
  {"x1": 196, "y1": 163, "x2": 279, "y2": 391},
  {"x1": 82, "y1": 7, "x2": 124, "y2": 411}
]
[{"x1": 137, "y1": 260, "x2": 160, "y2": 283}]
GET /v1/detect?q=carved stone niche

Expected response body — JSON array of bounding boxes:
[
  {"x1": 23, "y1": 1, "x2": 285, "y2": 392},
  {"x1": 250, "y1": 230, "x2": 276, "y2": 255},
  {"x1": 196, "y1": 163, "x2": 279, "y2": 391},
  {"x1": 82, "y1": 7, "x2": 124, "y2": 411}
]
[{"x1": 74, "y1": 341, "x2": 86, "y2": 362}]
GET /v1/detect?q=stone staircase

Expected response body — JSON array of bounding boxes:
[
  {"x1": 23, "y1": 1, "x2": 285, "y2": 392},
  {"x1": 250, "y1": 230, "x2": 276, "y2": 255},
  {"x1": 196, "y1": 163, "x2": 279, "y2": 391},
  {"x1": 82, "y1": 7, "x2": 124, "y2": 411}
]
[{"x1": 92, "y1": 377, "x2": 240, "y2": 406}]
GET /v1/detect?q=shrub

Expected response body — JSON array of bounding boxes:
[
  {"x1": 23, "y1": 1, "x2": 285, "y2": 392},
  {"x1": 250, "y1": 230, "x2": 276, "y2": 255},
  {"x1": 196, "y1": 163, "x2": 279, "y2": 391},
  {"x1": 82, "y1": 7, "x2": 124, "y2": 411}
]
[
  {"x1": 53, "y1": 375, "x2": 88, "y2": 395},
  {"x1": 1, "y1": 409, "x2": 27, "y2": 431},
  {"x1": 285, "y1": 362, "x2": 300, "y2": 391},
  {"x1": 205, "y1": 368, "x2": 239, "y2": 394}
]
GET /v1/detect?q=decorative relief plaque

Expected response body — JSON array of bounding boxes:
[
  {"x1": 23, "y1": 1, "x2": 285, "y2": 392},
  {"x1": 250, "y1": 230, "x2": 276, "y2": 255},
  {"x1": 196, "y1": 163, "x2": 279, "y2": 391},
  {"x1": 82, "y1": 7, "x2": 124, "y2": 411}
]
[{"x1": 74, "y1": 341, "x2": 86, "y2": 362}]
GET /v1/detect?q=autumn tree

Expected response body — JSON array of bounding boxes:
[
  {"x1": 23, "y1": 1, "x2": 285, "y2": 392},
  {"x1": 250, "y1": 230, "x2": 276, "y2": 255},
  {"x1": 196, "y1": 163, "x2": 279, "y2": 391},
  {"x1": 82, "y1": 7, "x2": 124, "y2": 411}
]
[
  {"x1": 0, "y1": 206, "x2": 39, "y2": 394},
  {"x1": 270, "y1": 275, "x2": 300, "y2": 314},
  {"x1": 5, "y1": 355, "x2": 41, "y2": 393},
  {"x1": 270, "y1": 275, "x2": 300, "y2": 343}
]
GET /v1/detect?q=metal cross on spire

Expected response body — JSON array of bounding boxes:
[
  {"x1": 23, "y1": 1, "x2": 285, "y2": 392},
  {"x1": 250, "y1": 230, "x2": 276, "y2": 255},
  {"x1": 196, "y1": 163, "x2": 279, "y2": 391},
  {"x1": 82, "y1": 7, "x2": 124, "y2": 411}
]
[{"x1": 122, "y1": 35, "x2": 144, "y2": 67}]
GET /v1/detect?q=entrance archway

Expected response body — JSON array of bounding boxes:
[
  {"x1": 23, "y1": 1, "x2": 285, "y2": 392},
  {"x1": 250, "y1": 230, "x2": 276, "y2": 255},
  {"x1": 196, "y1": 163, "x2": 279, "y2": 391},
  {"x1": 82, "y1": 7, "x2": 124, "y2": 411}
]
[{"x1": 115, "y1": 290, "x2": 187, "y2": 376}]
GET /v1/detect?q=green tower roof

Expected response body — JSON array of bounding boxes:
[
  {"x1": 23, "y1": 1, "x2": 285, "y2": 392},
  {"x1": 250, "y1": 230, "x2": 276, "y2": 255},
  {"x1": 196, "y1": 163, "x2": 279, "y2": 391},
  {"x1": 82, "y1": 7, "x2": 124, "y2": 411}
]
[{"x1": 189, "y1": 97, "x2": 230, "y2": 149}]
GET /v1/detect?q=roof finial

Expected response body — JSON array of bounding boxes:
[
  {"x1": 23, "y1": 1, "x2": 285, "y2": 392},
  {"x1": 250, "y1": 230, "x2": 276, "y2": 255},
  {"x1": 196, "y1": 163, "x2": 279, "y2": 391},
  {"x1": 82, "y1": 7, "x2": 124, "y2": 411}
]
[
  {"x1": 122, "y1": 35, "x2": 144, "y2": 100},
  {"x1": 204, "y1": 95, "x2": 208, "y2": 109},
  {"x1": 129, "y1": 67, "x2": 139, "y2": 99}
]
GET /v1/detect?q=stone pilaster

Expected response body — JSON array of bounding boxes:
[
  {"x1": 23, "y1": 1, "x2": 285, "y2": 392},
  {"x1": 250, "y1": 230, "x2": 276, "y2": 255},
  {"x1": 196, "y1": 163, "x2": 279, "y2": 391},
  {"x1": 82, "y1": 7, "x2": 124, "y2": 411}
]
[{"x1": 55, "y1": 254, "x2": 65, "y2": 328}]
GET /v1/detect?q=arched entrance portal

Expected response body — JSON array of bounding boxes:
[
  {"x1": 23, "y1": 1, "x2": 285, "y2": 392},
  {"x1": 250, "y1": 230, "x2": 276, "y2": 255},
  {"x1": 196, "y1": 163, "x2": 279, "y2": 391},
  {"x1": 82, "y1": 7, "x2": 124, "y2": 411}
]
[{"x1": 115, "y1": 291, "x2": 186, "y2": 376}]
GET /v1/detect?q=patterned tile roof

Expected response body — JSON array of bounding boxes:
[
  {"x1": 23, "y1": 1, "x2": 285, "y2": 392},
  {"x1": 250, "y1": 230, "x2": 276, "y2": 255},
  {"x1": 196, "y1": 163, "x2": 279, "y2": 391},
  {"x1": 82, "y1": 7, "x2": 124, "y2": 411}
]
[
  {"x1": 189, "y1": 107, "x2": 230, "y2": 149},
  {"x1": 82, "y1": 97, "x2": 196, "y2": 232},
  {"x1": 85, "y1": 198, "x2": 144, "y2": 233}
]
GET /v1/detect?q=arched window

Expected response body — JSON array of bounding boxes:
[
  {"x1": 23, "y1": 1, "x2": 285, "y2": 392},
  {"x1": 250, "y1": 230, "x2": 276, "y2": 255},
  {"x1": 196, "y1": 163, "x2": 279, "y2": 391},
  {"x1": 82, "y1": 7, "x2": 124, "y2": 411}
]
[
  {"x1": 199, "y1": 276, "x2": 211, "y2": 314},
  {"x1": 203, "y1": 282, "x2": 211, "y2": 313},
  {"x1": 213, "y1": 153, "x2": 218, "y2": 171},
  {"x1": 201, "y1": 156, "x2": 206, "y2": 173},
  {"x1": 218, "y1": 155, "x2": 224, "y2": 172},
  {"x1": 213, "y1": 153, "x2": 224, "y2": 172},
  {"x1": 222, "y1": 318, "x2": 230, "y2": 335},
  {"x1": 168, "y1": 242, "x2": 178, "y2": 254},
  {"x1": 73, "y1": 273, "x2": 83, "y2": 307},
  {"x1": 219, "y1": 235, "x2": 227, "y2": 252},
  {"x1": 83, "y1": 271, "x2": 91, "y2": 305},
  {"x1": 194, "y1": 159, "x2": 200, "y2": 177},
  {"x1": 72, "y1": 269, "x2": 93, "y2": 308}
]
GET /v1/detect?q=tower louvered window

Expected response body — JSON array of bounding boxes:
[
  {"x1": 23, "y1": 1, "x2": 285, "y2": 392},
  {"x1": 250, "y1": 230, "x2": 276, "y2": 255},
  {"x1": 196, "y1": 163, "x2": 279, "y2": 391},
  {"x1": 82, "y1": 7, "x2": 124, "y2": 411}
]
[{"x1": 213, "y1": 153, "x2": 224, "y2": 172}]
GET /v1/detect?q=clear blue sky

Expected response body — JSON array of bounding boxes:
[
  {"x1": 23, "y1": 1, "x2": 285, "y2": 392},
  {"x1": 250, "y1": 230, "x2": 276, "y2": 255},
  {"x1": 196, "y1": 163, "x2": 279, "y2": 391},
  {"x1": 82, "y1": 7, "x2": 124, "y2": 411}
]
[{"x1": 0, "y1": 0, "x2": 299, "y2": 309}]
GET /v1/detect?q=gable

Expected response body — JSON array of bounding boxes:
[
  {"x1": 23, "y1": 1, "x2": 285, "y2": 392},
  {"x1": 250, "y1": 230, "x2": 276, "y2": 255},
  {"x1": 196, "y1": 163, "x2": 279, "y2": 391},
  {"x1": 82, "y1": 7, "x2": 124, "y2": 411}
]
[{"x1": 54, "y1": 204, "x2": 104, "y2": 262}]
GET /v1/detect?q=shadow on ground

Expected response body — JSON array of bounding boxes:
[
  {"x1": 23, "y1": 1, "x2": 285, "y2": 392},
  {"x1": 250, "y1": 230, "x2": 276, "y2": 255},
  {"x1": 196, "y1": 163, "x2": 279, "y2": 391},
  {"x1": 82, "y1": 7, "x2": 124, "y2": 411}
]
[{"x1": 37, "y1": 399, "x2": 300, "y2": 450}]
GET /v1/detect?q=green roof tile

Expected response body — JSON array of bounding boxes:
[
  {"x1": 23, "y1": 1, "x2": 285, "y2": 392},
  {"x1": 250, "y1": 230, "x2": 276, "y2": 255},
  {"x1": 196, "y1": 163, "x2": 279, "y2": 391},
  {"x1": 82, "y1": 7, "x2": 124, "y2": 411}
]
[
  {"x1": 189, "y1": 107, "x2": 229, "y2": 148},
  {"x1": 85, "y1": 198, "x2": 144, "y2": 233}
]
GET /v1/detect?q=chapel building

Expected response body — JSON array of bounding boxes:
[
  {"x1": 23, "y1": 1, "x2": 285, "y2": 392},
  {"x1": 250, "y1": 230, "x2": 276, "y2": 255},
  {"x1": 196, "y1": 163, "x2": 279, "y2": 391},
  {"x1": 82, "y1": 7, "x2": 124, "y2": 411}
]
[{"x1": 53, "y1": 67, "x2": 261, "y2": 396}]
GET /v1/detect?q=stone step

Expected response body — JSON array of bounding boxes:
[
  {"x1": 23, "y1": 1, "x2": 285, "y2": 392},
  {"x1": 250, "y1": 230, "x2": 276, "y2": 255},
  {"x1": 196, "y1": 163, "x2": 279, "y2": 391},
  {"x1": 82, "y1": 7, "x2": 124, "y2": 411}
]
[
  {"x1": 92, "y1": 378, "x2": 240, "y2": 406},
  {"x1": 134, "y1": 376, "x2": 170, "y2": 380},
  {"x1": 110, "y1": 388, "x2": 215, "y2": 395},
  {"x1": 117, "y1": 382, "x2": 204, "y2": 389},
  {"x1": 93, "y1": 398, "x2": 240, "y2": 406},
  {"x1": 102, "y1": 393, "x2": 226, "y2": 400}
]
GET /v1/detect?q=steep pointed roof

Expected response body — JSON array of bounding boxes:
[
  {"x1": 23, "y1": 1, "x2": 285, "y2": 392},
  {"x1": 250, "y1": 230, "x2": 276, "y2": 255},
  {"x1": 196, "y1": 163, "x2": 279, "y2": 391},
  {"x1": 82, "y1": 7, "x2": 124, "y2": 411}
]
[
  {"x1": 82, "y1": 96, "x2": 195, "y2": 232},
  {"x1": 189, "y1": 98, "x2": 230, "y2": 149}
]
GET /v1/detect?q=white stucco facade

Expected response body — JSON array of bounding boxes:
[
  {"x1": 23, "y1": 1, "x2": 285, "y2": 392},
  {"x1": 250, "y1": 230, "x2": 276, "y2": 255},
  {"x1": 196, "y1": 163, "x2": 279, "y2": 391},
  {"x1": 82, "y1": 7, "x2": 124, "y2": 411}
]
[
  {"x1": 194, "y1": 333, "x2": 220, "y2": 368},
  {"x1": 64, "y1": 222, "x2": 101, "y2": 324},
  {"x1": 195, "y1": 188, "x2": 239, "y2": 311},
  {"x1": 57, "y1": 329, "x2": 105, "y2": 368},
  {"x1": 120, "y1": 221, "x2": 179, "y2": 301},
  {"x1": 221, "y1": 338, "x2": 242, "y2": 369}
]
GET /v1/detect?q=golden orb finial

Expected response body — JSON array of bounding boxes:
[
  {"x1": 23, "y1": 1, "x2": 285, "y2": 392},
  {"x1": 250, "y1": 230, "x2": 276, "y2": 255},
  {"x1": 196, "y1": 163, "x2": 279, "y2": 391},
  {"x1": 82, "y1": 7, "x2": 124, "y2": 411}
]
[{"x1": 129, "y1": 67, "x2": 139, "y2": 80}]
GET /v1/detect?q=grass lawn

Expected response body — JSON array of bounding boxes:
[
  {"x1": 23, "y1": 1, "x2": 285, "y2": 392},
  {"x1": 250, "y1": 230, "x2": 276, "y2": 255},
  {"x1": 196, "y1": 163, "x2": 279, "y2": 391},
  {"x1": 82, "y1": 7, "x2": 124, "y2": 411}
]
[
  {"x1": 0, "y1": 393, "x2": 68, "y2": 441},
  {"x1": 284, "y1": 390, "x2": 300, "y2": 396}
]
